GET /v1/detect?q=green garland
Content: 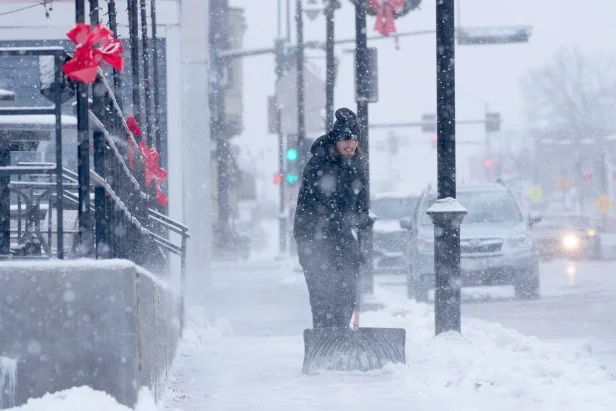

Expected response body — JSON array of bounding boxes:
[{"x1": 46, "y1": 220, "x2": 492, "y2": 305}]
[{"x1": 348, "y1": 0, "x2": 422, "y2": 19}]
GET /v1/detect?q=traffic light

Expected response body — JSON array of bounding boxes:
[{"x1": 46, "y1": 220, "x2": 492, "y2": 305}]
[
  {"x1": 286, "y1": 148, "x2": 298, "y2": 162},
  {"x1": 422, "y1": 114, "x2": 437, "y2": 133},
  {"x1": 286, "y1": 136, "x2": 300, "y2": 186},
  {"x1": 485, "y1": 112, "x2": 501, "y2": 132},
  {"x1": 431, "y1": 133, "x2": 437, "y2": 149}
]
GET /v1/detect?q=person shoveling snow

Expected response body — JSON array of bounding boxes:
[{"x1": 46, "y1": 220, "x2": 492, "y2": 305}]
[{"x1": 293, "y1": 108, "x2": 405, "y2": 373}]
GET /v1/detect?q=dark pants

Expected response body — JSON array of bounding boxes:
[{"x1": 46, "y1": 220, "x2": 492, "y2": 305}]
[{"x1": 297, "y1": 239, "x2": 360, "y2": 328}]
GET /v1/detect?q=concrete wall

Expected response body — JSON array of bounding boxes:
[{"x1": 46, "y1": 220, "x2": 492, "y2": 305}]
[{"x1": 0, "y1": 259, "x2": 179, "y2": 408}]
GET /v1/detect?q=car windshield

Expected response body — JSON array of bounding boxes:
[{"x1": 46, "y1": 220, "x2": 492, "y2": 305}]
[
  {"x1": 421, "y1": 191, "x2": 523, "y2": 225},
  {"x1": 538, "y1": 215, "x2": 591, "y2": 228},
  {"x1": 372, "y1": 196, "x2": 418, "y2": 220}
]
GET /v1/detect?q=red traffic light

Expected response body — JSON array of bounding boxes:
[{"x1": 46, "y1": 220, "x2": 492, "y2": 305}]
[
  {"x1": 484, "y1": 159, "x2": 492, "y2": 168},
  {"x1": 274, "y1": 172, "x2": 282, "y2": 185}
]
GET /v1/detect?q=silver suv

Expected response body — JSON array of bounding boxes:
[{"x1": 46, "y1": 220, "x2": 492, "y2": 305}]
[
  {"x1": 371, "y1": 193, "x2": 419, "y2": 274},
  {"x1": 402, "y1": 183, "x2": 541, "y2": 302}
]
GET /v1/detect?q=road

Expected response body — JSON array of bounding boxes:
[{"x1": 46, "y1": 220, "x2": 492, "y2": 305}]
[{"x1": 376, "y1": 257, "x2": 616, "y2": 372}]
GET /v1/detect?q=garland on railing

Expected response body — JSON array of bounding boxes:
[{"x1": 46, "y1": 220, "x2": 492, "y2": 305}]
[{"x1": 62, "y1": 23, "x2": 124, "y2": 83}]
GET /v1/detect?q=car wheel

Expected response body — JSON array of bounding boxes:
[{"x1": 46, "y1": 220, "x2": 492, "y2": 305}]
[
  {"x1": 407, "y1": 270, "x2": 430, "y2": 303},
  {"x1": 590, "y1": 241, "x2": 602, "y2": 260},
  {"x1": 514, "y1": 265, "x2": 540, "y2": 300}
]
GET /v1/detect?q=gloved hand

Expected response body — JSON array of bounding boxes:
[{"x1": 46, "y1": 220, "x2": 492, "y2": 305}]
[{"x1": 356, "y1": 214, "x2": 375, "y2": 230}]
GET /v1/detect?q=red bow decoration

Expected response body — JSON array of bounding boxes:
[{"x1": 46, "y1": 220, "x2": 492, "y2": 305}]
[
  {"x1": 126, "y1": 116, "x2": 142, "y2": 169},
  {"x1": 139, "y1": 141, "x2": 169, "y2": 206},
  {"x1": 62, "y1": 23, "x2": 124, "y2": 84},
  {"x1": 369, "y1": 0, "x2": 405, "y2": 37}
]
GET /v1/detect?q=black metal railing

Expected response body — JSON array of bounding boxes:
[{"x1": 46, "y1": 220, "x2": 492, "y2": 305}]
[
  {"x1": 1, "y1": 0, "x2": 189, "y2": 326},
  {"x1": 0, "y1": 48, "x2": 188, "y2": 318}
]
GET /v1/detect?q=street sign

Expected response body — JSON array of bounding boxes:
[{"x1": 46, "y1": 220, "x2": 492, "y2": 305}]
[
  {"x1": 556, "y1": 177, "x2": 572, "y2": 192},
  {"x1": 267, "y1": 95, "x2": 278, "y2": 134},
  {"x1": 355, "y1": 47, "x2": 379, "y2": 103},
  {"x1": 530, "y1": 185, "x2": 543, "y2": 203},
  {"x1": 275, "y1": 65, "x2": 326, "y2": 135},
  {"x1": 457, "y1": 26, "x2": 532, "y2": 45},
  {"x1": 595, "y1": 195, "x2": 612, "y2": 214}
]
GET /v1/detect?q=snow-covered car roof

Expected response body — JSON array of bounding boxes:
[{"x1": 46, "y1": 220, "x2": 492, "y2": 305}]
[{"x1": 373, "y1": 191, "x2": 418, "y2": 200}]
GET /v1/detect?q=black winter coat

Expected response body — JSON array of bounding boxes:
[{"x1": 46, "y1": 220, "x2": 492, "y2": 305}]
[{"x1": 293, "y1": 136, "x2": 370, "y2": 247}]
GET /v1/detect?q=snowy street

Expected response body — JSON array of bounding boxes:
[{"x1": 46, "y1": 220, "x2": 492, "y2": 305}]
[{"x1": 164, "y1": 253, "x2": 616, "y2": 411}]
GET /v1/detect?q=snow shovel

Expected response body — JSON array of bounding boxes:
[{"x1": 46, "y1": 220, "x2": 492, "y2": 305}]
[{"x1": 302, "y1": 265, "x2": 406, "y2": 374}]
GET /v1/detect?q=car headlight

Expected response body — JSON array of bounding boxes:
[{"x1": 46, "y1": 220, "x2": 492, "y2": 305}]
[
  {"x1": 508, "y1": 232, "x2": 532, "y2": 249},
  {"x1": 417, "y1": 237, "x2": 434, "y2": 253},
  {"x1": 587, "y1": 229, "x2": 597, "y2": 237},
  {"x1": 561, "y1": 233, "x2": 581, "y2": 251}
]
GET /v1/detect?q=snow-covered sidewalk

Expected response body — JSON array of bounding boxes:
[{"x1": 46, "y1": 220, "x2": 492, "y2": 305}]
[
  {"x1": 6, "y1": 258, "x2": 615, "y2": 410},
  {"x1": 163, "y1": 260, "x2": 616, "y2": 411}
]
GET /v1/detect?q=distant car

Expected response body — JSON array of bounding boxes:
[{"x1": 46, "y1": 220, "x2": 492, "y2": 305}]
[
  {"x1": 371, "y1": 193, "x2": 419, "y2": 274},
  {"x1": 532, "y1": 214, "x2": 601, "y2": 260},
  {"x1": 402, "y1": 183, "x2": 541, "y2": 302}
]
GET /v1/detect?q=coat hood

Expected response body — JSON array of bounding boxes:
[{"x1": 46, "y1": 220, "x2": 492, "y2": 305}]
[{"x1": 310, "y1": 134, "x2": 333, "y2": 157}]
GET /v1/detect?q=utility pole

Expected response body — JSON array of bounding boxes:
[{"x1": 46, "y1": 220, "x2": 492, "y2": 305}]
[
  {"x1": 428, "y1": 0, "x2": 467, "y2": 335},
  {"x1": 324, "y1": 0, "x2": 340, "y2": 130},
  {"x1": 354, "y1": 0, "x2": 374, "y2": 295},
  {"x1": 296, "y1": 0, "x2": 306, "y2": 172},
  {"x1": 276, "y1": 0, "x2": 287, "y2": 254},
  {"x1": 210, "y1": 0, "x2": 232, "y2": 253},
  {"x1": 484, "y1": 102, "x2": 491, "y2": 179}
]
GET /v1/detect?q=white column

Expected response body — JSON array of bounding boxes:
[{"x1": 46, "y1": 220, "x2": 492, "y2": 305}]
[
  {"x1": 165, "y1": 23, "x2": 184, "y2": 285},
  {"x1": 179, "y1": 0, "x2": 212, "y2": 299}
]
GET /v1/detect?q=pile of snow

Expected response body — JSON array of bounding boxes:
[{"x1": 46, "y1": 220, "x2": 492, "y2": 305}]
[
  {"x1": 7, "y1": 387, "x2": 156, "y2": 411},
  {"x1": 361, "y1": 287, "x2": 616, "y2": 410}
]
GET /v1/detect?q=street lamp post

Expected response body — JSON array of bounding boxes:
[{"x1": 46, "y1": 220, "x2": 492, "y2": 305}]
[
  {"x1": 296, "y1": 0, "x2": 306, "y2": 173},
  {"x1": 430, "y1": 0, "x2": 466, "y2": 335},
  {"x1": 354, "y1": 0, "x2": 374, "y2": 295}
]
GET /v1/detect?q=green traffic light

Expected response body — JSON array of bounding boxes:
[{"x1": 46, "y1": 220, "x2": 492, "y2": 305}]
[
  {"x1": 286, "y1": 148, "x2": 298, "y2": 162},
  {"x1": 286, "y1": 173, "x2": 299, "y2": 184}
]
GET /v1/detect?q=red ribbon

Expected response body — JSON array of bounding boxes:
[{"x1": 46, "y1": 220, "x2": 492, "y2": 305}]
[
  {"x1": 124, "y1": 117, "x2": 167, "y2": 206},
  {"x1": 62, "y1": 23, "x2": 124, "y2": 84},
  {"x1": 369, "y1": 0, "x2": 405, "y2": 37},
  {"x1": 126, "y1": 116, "x2": 142, "y2": 169},
  {"x1": 139, "y1": 141, "x2": 169, "y2": 206}
]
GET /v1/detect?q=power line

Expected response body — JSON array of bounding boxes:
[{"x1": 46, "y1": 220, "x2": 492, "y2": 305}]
[{"x1": 0, "y1": 1, "x2": 48, "y2": 18}]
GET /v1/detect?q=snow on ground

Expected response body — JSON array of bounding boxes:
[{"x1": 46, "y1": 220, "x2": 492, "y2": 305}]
[
  {"x1": 6, "y1": 387, "x2": 156, "y2": 411},
  {"x1": 165, "y1": 261, "x2": 616, "y2": 411}
]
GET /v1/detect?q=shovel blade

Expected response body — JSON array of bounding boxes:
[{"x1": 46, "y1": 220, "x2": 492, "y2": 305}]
[{"x1": 302, "y1": 327, "x2": 406, "y2": 374}]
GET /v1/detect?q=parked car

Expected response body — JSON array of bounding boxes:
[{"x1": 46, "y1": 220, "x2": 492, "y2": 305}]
[
  {"x1": 371, "y1": 192, "x2": 419, "y2": 274},
  {"x1": 532, "y1": 214, "x2": 601, "y2": 260},
  {"x1": 402, "y1": 183, "x2": 541, "y2": 302}
]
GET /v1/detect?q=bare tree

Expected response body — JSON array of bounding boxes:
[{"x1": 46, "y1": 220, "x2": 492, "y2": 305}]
[{"x1": 522, "y1": 48, "x2": 616, "y2": 139}]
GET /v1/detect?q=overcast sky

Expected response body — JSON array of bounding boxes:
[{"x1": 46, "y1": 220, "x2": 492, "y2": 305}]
[{"x1": 230, "y1": 0, "x2": 616, "y2": 199}]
